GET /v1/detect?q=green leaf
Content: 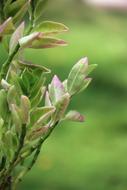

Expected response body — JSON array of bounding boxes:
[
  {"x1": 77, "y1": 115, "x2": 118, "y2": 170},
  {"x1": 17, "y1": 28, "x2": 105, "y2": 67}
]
[
  {"x1": 7, "y1": 85, "x2": 19, "y2": 106},
  {"x1": 64, "y1": 110, "x2": 85, "y2": 122},
  {"x1": 9, "y1": 71, "x2": 23, "y2": 97},
  {"x1": 30, "y1": 106, "x2": 55, "y2": 126},
  {"x1": 78, "y1": 78, "x2": 92, "y2": 94},
  {"x1": 10, "y1": 104, "x2": 22, "y2": 133},
  {"x1": 20, "y1": 95, "x2": 31, "y2": 124},
  {"x1": 4, "y1": 0, "x2": 29, "y2": 24},
  {"x1": 0, "y1": 17, "x2": 14, "y2": 36},
  {"x1": 18, "y1": 60, "x2": 51, "y2": 74},
  {"x1": 67, "y1": 57, "x2": 97, "y2": 96},
  {"x1": 31, "y1": 86, "x2": 46, "y2": 107},
  {"x1": 0, "y1": 89, "x2": 8, "y2": 120},
  {"x1": 33, "y1": 21, "x2": 69, "y2": 35},
  {"x1": 30, "y1": 74, "x2": 45, "y2": 98},
  {"x1": 33, "y1": 107, "x2": 55, "y2": 127},
  {"x1": 12, "y1": 1, "x2": 30, "y2": 24},
  {"x1": 53, "y1": 93, "x2": 70, "y2": 122},
  {"x1": 67, "y1": 57, "x2": 88, "y2": 96},
  {"x1": 4, "y1": 0, "x2": 26, "y2": 16},
  {"x1": 9, "y1": 22, "x2": 24, "y2": 54},
  {"x1": 34, "y1": 0, "x2": 48, "y2": 22}
]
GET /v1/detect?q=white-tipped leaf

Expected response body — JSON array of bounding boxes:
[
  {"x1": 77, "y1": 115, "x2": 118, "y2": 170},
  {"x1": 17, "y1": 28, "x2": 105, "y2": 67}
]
[{"x1": 49, "y1": 75, "x2": 65, "y2": 104}]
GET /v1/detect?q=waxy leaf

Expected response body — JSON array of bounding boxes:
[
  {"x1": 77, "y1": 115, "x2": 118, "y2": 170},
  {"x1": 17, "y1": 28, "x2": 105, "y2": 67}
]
[
  {"x1": 19, "y1": 32, "x2": 67, "y2": 49},
  {"x1": 67, "y1": 57, "x2": 97, "y2": 95},
  {"x1": 78, "y1": 78, "x2": 92, "y2": 94},
  {"x1": 33, "y1": 107, "x2": 55, "y2": 127},
  {"x1": 20, "y1": 95, "x2": 31, "y2": 124},
  {"x1": 49, "y1": 75, "x2": 65, "y2": 104},
  {"x1": 7, "y1": 85, "x2": 19, "y2": 106},
  {"x1": 10, "y1": 104, "x2": 21, "y2": 133},
  {"x1": 53, "y1": 93, "x2": 70, "y2": 122},
  {"x1": 19, "y1": 32, "x2": 40, "y2": 47},
  {"x1": 33, "y1": 21, "x2": 69, "y2": 35},
  {"x1": 9, "y1": 22, "x2": 24, "y2": 54},
  {"x1": 65, "y1": 110, "x2": 85, "y2": 122},
  {"x1": 18, "y1": 60, "x2": 51, "y2": 74},
  {"x1": 30, "y1": 106, "x2": 55, "y2": 126}
]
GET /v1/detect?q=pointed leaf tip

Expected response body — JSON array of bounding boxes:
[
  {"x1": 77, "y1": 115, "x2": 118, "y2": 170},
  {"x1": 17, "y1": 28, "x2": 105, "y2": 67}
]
[
  {"x1": 52, "y1": 75, "x2": 64, "y2": 88},
  {"x1": 80, "y1": 57, "x2": 88, "y2": 65}
]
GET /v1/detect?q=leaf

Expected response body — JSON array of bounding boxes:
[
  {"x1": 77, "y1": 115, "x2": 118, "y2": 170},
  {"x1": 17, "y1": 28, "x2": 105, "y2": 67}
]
[
  {"x1": 28, "y1": 125, "x2": 48, "y2": 141},
  {"x1": 30, "y1": 106, "x2": 55, "y2": 126},
  {"x1": 45, "y1": 91, "x2": 52, "y2": 106},
  {"x1": 10, "y1": 104, "x2": 21, "y2": 133},
  {"x1": 4, "y1": 0, "x2": 26, "y2": 16},
  {"x1": 19, "y1": 33, "x2": 67, "y2": 49},
  {"x1": 33, "y1": 21, "x2": 69, "y2": 35},
  {"x1": 63, "y1": 79, "x2": 67, "y2": 92},
  {"x1": 18, "y1": 60, "x2": 51, "y2": 74},
  {"x1": 78, "y1": 78, "x2": 92, "y2": 94},
  {"x1": 4, "y1": 0, "x2": 29, "y2": 24},
  {"x1": 9, "y1": 22, "x2": 24, "y2": 54},
  {"x1": 29, "y1": 36, "x2": 67, "y2": 49},
  {"x1": 49, "y1": 75, "x2": 65, "y2": 104},
  {"x1": 67, "y1": 57, "x2": 97, "y2": 96},
  {"x1": 7, "y1": 85, "x2": 18, "y2": 106},
  {"x1": 64, "y1": 110, "x2": 85, "y2": 122},
  {"x1": 20, "y1": 95, "x2": 31, "y2": 124},
  {"x1": 19, "y1": 32, "x2": 40, "y2": 47},
  {"x1": 31, "y1": 86, "x2": 46, "y2": 107},
  {"x1": 0, "y1": 89, "x2": 8, "y2": 120},
  {"x1": 67, "y1": 57, "x2": 88, "y2": 96},
  {"x1": 12, "y1": 1, "x2": 30, "y2": 24},
  {"x1": 34, "y1": 0, "x2": 48, "y2": 22},
  {"x1": 0, "y1": 17, "x2": 14, "y2": 36},
  {"x1": 53, "y1": 93, "x2": 70, "y2": 122},
  {"x1": 9, "y1": 71, "x2": 23, "y2": 97},
  {"x1": 33, "y1": 107, "x2": 56, "y2": 127}
]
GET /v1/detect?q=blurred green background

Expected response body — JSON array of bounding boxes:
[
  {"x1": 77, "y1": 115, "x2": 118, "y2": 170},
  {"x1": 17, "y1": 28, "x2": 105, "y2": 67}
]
[{"x1": 1, "y1": 0, "x2": 127, "y2": 189}]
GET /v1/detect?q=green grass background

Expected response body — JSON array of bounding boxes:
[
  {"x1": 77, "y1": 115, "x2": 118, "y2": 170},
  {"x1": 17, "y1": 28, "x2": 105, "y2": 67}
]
[{"x1": 1, "y1": 0, "x2": 127, "y2": 189}]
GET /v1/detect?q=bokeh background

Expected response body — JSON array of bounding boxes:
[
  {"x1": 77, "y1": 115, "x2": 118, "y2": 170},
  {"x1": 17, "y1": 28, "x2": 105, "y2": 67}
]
[{"x1": 1, "y1": 0, "x2": 127, "y2": 189}]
